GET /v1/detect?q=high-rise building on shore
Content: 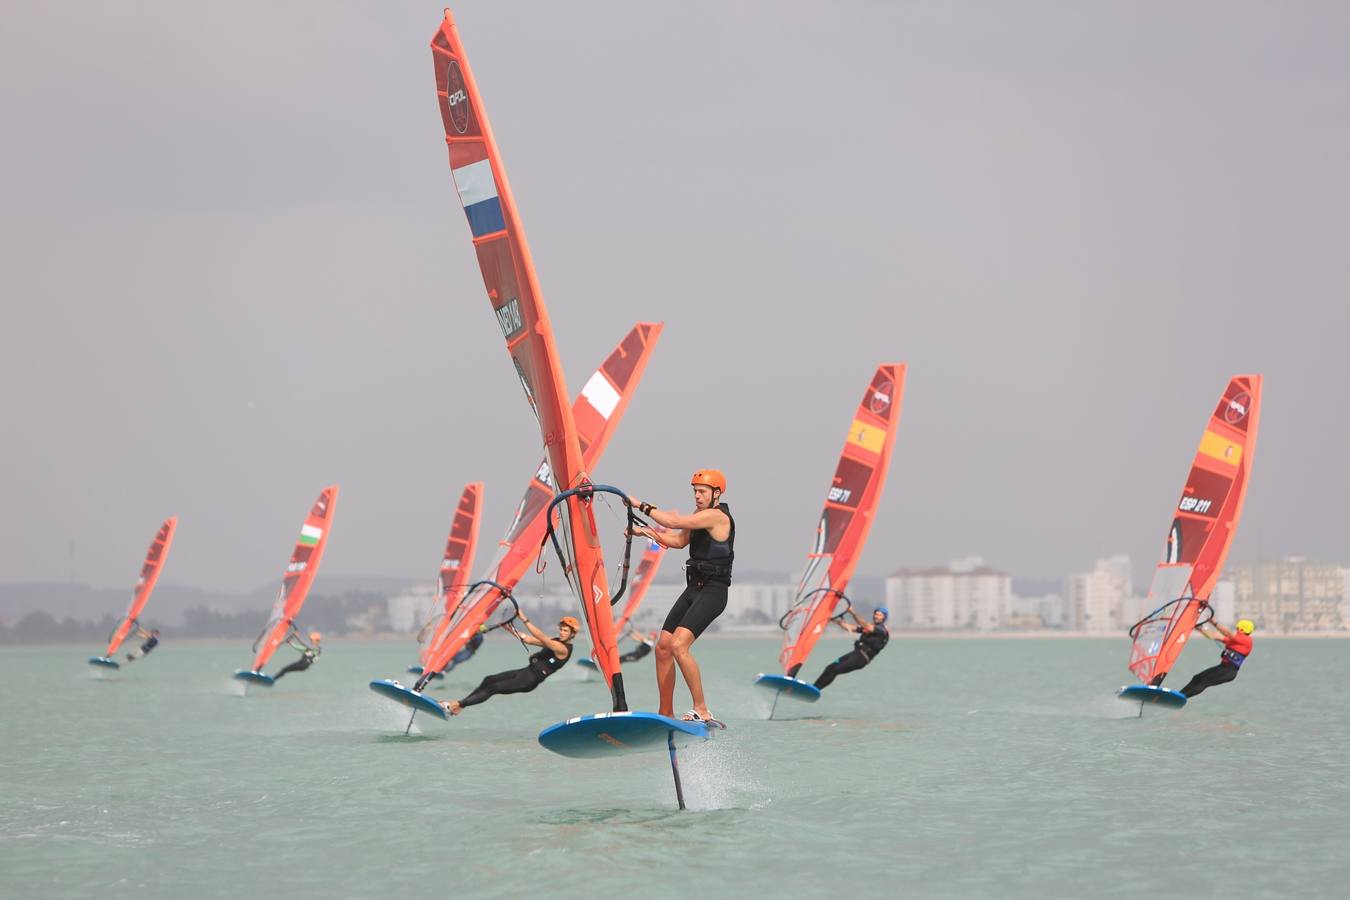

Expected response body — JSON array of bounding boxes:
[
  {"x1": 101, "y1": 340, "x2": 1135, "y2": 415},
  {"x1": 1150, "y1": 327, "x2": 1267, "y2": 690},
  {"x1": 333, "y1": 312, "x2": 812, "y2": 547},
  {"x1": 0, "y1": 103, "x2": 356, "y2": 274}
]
[
  {"x1": 725, "y1": 582, "x2": 796, "y2": 625},
  {"x1": 886, "y1": 557, "x2": 1009, "y2": 630},
  {"x1": 1232, "y1": 558, "x2": 1345, "y2": 632},
  {"x1": 1064, "y1": 557, "x2": 1134, "y2": 632}
]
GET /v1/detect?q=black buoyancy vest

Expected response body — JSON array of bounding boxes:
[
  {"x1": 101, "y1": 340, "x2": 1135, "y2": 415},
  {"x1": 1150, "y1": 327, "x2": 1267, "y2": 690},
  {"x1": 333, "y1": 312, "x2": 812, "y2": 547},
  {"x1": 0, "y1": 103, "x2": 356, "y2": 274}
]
[
  {"x1": 686, "y1": 503, "x2": 735, "y2": 586},
  {"x1": 855, "y1": 624, "x2": 889, "y2": 659},
  {"x1": 528, "y1": 643, "x2": 571, "y2": 680}
]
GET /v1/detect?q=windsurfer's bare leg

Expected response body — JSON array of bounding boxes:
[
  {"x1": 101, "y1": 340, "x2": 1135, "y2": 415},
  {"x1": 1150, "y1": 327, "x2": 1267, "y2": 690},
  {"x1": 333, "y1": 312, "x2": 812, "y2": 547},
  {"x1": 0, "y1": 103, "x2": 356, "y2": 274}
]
[
  {"x1": 670, "y1": 627, "x2": 711, "y2": 718},
  {"x1": 655, "y1": 630, "x2": 678, "y2": 716}
]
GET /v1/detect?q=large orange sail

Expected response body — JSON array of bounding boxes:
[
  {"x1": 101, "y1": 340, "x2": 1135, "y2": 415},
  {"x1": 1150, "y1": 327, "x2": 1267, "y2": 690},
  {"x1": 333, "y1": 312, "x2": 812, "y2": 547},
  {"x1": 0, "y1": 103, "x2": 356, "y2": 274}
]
[
  {"x1": 779, "y1": 365, "x2": 907, "y2": 676},
  {"x1": 418, "y1": 323, "x2": 661, "y2": 680},
  {"x1": 1128, "y1": 376, "x2": 1262, "y2": 685},
  {"x1": 104, "y1": 517, "x2": 177, "y2": 657},
  {"x1": 249, "y1": 486, "x2": 339, "y2": 672},
  {"x1": 431, "y1": 11, "x2": 638, "y2": 709},
  {"x1": 419, "y1": 482, "x2": 484, "y2": 667}
]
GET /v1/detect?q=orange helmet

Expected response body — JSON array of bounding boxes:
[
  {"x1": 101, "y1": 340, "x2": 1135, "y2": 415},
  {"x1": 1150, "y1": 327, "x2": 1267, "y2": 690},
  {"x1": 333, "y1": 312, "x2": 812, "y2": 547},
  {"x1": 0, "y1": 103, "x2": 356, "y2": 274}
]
[
  {"x1": 559, "y1": 616, "x2": 581, "y2": 634},
  {"x1": 309, "y1": 631, "x2": 322, "y2": 643},
  {"x1": 690, "y1": 469, "x2": 727, "y2": 493}
]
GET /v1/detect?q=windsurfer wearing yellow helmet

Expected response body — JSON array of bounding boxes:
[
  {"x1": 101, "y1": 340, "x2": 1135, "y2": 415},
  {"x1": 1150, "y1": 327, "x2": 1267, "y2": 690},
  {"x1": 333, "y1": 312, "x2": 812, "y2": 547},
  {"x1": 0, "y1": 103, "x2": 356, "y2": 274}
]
[
  {"x1": 1179, "y1": 617, "x2": 1255, "y2": 698},
  {"x1": 441, "y1": 614, "x2": 578, "y2": 716},
  {"x1": 272, "y1": 629, "x2": 322, "y2": 680},
  {"x1": 629, "y1": 469, "x2": 734, "y2": 726}
]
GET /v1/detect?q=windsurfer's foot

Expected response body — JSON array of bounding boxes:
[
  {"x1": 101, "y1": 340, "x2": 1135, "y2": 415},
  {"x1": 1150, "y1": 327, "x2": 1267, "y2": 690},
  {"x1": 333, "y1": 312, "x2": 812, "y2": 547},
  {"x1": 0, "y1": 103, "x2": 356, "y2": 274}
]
[
  {"x1": 681, "y1": 708, "x2": 721, "y2": 726},
  {"x1": 441, "y1": 701, "x2": 463, "y2": 716}
]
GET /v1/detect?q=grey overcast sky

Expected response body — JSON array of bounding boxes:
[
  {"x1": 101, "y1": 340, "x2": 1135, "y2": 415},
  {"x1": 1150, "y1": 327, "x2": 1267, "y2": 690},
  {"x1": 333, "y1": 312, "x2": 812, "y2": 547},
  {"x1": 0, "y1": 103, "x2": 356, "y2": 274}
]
[{"x1": 2, "y1": 1, "x2": 1347, "y2": 594}]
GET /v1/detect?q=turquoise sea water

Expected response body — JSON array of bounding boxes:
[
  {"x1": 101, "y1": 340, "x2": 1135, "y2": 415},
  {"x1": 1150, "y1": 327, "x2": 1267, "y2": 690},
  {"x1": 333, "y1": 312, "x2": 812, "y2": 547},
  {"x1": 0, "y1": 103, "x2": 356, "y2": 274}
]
[{"x1": 2, "y1": 636, "x2": 1347, "y2": 899}]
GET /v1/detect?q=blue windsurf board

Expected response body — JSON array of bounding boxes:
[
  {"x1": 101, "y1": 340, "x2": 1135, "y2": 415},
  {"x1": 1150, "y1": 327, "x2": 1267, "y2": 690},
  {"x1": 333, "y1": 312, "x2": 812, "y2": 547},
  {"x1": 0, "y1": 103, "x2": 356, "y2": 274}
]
[
  {"x1": 233, "y1": 669, "x2": 275, "y2": 687},
  {"x1": 538, "y1": 711, "x2": 710, "y2": 759},
  {"x1": 88, "y1": 656, "x2": 120, "y2": 669},
  {"x1": 1117, "y1": 684, "x2": 1187, "y2": 709},
  {"x1": 753, "y1": 673, "x2": 821, "y2": 703},
  {"x1": 368, "y1": 679, "x2": 449, "y2": 720}
]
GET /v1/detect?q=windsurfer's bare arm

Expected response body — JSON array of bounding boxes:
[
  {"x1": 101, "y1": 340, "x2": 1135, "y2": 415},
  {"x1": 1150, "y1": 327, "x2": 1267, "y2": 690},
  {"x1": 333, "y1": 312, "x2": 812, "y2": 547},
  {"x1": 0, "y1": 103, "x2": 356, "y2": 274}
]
[
  {"x1": 1210, "y1": 620, "x2": 1234, "y2": 638},
  {"x1": 519, "y1": 615, "x2": 569, "y2": 657}
]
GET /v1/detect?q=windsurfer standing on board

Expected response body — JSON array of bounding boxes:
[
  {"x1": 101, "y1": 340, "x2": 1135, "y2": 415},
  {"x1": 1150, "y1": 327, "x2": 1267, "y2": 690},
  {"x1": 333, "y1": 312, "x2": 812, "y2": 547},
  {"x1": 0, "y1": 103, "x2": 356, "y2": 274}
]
[
  {"x1": 629, "y1": 470, "x2": 734, "y2": 726},
  {"x1": 272, "y1": 630, "x2": 321, "y2": 680},
  {"x1": 440, "y1": 614, "x2": 576, "y2": 715},
  {"x1": 124, "y1": 627, "x2": 160, "y2": 662},
  {"x1": 1179, "y1": 617, "x2": 1254, "y2": 698},
  {"x1": 812, "y1": 607, "x2": 889, "y2": 691}
]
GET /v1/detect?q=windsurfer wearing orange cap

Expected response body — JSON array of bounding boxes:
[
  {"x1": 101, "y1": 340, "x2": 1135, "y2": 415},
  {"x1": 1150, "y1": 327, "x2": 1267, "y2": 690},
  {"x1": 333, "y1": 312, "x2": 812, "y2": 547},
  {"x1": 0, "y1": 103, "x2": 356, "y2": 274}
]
[
  {"x1": 272, "y1": 629, "x2": 322, "y2": 680},
  {"x1": 441, "y1": 614, "x2": 577, "y2": 716},
  {"x1": 629, "y1": 470, "x2": 734, "y2": 726}
]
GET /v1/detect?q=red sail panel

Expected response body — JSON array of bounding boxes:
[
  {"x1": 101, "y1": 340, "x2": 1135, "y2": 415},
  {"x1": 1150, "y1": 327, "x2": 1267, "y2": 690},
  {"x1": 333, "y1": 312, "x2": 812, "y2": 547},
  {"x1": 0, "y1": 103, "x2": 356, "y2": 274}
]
[
  {"x1": 420, "y1": 323, "x2": 661, "y2": 678},
  {"x1": 420, "y1": 482, "x2": 485, "y2": 667},
  {"x1": 780, "y1": 365, "x2": 907, "y2": 675},
  {"x1": 104, "y1": 517, "x2": 178, "y2": 657},
  {"x1": 432, "y1": 12, "x2": 644, "y2": 706},
  {"x1": 251, "y1": 486, "x2": 339, "y2": 672},
  {"x1": 1128, "y1": 375, "x2": 1262, "y2": 685},
  {"x1": 615, "y1": 535, "x2": 666, "y2": 633}
]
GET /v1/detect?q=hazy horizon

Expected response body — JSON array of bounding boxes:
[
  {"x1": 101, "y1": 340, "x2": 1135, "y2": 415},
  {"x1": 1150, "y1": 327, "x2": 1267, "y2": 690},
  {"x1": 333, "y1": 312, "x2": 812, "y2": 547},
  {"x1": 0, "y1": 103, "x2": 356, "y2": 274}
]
[{"x1": 3, "y1": 2, "x2": 1348, "y2": 595}]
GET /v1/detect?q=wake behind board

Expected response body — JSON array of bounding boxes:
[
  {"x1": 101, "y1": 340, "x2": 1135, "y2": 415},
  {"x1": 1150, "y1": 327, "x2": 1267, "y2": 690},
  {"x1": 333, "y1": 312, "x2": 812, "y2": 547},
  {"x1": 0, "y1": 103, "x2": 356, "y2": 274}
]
[
  {"x1": 368, "y1": 679, "x2": 449, "y2": 720},
  {"x1": 539, "y1": 712, "x2": 710, "y2": 759},
  {"x1": 753, "y1": 673, "x2": 822, "y2": 703},
  {"x1": 88, "y1": 656, "x2": 120, "y2": 669},
  {"x1": 1117, "y1": 684, "x2": 1187, "y2": 709},
  {"x1": 233, "y1": 669, "x2": 275, "y2": 687}
]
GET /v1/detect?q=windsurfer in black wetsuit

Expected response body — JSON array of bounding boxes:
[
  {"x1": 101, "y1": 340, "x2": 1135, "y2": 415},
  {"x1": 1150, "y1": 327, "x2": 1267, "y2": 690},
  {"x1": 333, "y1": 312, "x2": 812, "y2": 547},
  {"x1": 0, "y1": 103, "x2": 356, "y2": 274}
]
[
  {"x1": 272, "y1": 630, "x2": 321, "y2": 680},
  {"x1": 618, "y1": 627, "x2": 657, "y2": 664},
  {"x1": 1179, "y1": 618, "x2": 1254, "y2": 698},
  {"x1": 813, "y1": 608, "x2": 889, "y2": 691},
  {"x1": 124, "y1": 627, "x2": 160, "y2": 662},
  {"x1": 442, "y1": 615, "x2": 577, "y2": 716},
  {"x1": 629, "y1": 469, "x2": 733, "y2": 726},
  {"x1": 445, "y1": 631, "x2": 485, "y2": 672}
]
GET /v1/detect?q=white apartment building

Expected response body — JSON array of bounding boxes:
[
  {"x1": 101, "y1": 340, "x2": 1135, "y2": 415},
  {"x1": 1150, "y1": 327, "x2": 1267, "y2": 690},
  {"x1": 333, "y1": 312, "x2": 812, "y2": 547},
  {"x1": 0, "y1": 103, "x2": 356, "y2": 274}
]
[
  {"x1": 885, "y1": 558, "x2": 1010, "y2": 631},
  {"x1": 1064, "y1": 556, "x2": 1134, "y2": 632},
  {"x1": 725, "y1": 582, "x2": 797, "y2": 625},
  {"x1": 386, "y1": 583, "x2": 437, "y2": 633}
]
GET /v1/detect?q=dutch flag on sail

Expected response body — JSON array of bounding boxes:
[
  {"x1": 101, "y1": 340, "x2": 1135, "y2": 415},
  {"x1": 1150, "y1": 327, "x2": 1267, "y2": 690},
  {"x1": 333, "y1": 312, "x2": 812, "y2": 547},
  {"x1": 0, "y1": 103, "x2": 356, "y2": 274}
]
[{"x1": 451, "y1": 158, "x2": 505, "y2": 238}]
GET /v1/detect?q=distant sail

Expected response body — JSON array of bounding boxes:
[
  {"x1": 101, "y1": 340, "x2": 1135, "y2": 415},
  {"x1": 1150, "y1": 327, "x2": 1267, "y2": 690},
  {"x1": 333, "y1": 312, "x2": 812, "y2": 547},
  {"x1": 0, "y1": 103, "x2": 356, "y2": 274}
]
[
  {"x1": 104, "y1": 517, "x2": 178, "y2": 657},
  {"x1": 1128, "y1": 376, "x2": 1262, "y2": 685},
  {"x1": 249, "y1": 486, "x2": 339, "y2": 672},
  {"x1": 615, "y1": 535, "x2": 666, "y2": 634},
  {"x1": 779, "y1": 365, "x2": 907, "y2": 677},
  {"x1": 418, "y1": 324, "x2": 661, "y2": 679},
  {"x1": 419, "y1": 482, "x2": 484, "y2": 667}
]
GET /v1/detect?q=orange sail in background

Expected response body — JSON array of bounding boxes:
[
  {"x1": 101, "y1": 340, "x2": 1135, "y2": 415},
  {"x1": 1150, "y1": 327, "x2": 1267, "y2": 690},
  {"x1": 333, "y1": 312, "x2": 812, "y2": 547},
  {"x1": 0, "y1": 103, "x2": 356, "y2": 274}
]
[
  {"x1": 103, "y1": 517, "x2": 177, "y2": 657},
  {"x1": 779, "y1": 365, "x2": 907, "y2": 677},
  {"x1": 1128, "y1": 376, "x2": 1262, "y2": 685},
  {"x1": 249, "y1": 486, "x2": 339, "y2": 672},
  {"x1": 431, "y1": 10, "x2": 639, "y2": 709},
  {"x1": 418, "y1": 323, "x2": 661, "y2": 679},
  {"x1": 419, "y1": 482, "x2": 484, "y2": 667},
  {"x1": 615, "y1": 534, "x2": 666, "y2": 634}
]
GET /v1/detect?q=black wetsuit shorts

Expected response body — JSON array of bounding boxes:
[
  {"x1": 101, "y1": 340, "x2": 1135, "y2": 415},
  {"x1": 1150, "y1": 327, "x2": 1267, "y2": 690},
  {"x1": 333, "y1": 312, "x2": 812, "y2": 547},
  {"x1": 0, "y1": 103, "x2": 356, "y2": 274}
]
[{"x1": 661, "y1": 581, "x2": 728, "y2": 639}]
